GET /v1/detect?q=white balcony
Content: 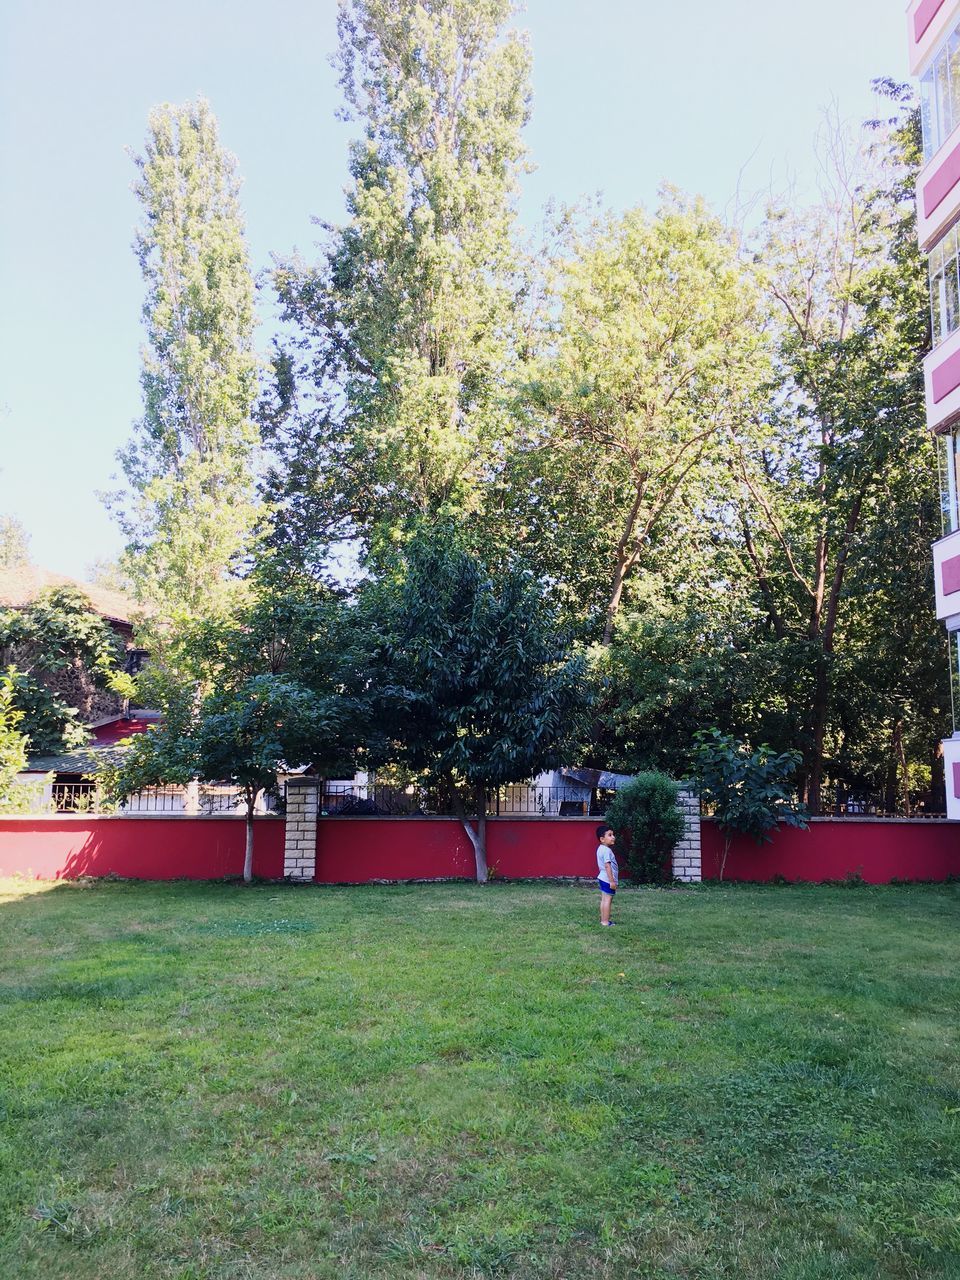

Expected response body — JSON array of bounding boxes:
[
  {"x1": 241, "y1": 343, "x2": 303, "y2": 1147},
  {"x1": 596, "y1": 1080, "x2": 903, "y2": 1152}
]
[
  {"x1": 941, "y1": 737, "x2": 960, "y2": 818},
  {"x1": 918, "y1": 132, "x2": 960, "y2": 251},
  {"x1": 908, "y1": 0, "x2": 960, "y2": 77},
  {"x1": 932, "y1": 526, "x2": 960, "y2": 619},
  {"x1": 923, "y1": 323, "x2": 960, "y2": 431}
]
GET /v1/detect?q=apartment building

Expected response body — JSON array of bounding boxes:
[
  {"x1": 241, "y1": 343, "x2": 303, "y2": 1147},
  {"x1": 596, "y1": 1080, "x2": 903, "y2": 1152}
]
[{"x1": 909, "y1": 0, "x2": 960, "y2": 815}]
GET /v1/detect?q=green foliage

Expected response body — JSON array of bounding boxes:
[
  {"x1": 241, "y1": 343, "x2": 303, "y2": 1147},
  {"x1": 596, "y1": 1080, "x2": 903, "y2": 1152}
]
[
  {"x1": 506, "y1": 193, "x2": 770, "y2": 639},
  {"x1": 116, "y1": 579, "x2": 369, "y2": 879},
  {"x1": 110, "y1": 97, "x2": 261, "y2": 624},
  {"x1": 691, "y1": 729, "x2": 808, "y2": 880},
  {"x1": 0, "y1": 671, "x2": 28, "y2": 809},
  {"x1": 120, "y1": 675, "x2": 339, "y2": 798},
  {"x1": 0, "y1": 587, "x2": 127, "y2": 755},
  {"x1": 714, "y1": 89, "x2": 945, "y2": 810},
  {"x1": 265, "y1": 0, "x2": 530, "y2": 568},
  {"x1": 603, "y1": 772, "x2": 686, "y2": 884},
  {"x1": 369, "y1": 527, "x2": 587, "y2": 878},
  {"x1": 0, "y1": 517, "x2": 29, "y2": 569}
]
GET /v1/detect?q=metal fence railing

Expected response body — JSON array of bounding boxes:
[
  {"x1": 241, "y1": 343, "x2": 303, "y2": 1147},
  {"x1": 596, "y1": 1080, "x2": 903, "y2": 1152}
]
[
  {"x1": 19, "y1": 783, "x2": 282, "y2": 817},
  {"x1": 320, "y1": 783, "x2": 613, "y2": 818},
  {"x1": 818, "y1": 789, "x2": 946, "y2": 819},
  {"x1": 15, "y1": 779, "x2": 947, "y2": 821}
]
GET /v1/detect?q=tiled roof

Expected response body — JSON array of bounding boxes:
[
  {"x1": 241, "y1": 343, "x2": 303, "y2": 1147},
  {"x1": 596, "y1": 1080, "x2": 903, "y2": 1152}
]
[{"x1": 0, "y1": 565, "x2": 136, "y2": 625}]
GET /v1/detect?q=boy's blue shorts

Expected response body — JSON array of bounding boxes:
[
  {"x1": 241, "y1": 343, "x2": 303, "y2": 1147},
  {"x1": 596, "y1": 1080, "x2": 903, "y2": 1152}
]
[{"x1": 598, "y1": 878, "x2": 616, "y2": 895}]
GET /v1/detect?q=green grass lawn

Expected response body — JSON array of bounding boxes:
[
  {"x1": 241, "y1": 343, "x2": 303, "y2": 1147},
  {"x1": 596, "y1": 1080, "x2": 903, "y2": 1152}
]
[{"x1": 2, "y1": 877, "x2": 960, "y2": 1279}]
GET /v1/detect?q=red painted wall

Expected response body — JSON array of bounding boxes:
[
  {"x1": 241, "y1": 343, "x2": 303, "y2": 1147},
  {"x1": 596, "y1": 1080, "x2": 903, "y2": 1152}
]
[
  {"x1": 2, "y1": 815, "x2": 958, "y2": 885},
  {"x1": 314, "y1": 817, "x2": 599, "y2": 882},
  {"x1": 701, "y1": 818, "x2": 960, "y2": 884},
  {"x1": 0, "y1": 818, "x2": 285, "y2": 881}
]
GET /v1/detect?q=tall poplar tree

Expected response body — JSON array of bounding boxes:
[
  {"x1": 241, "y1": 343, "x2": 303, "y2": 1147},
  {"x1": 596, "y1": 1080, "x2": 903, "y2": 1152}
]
[
  {"x1": 112, "y1": 98, "x2": 260, "y2": 622},
  {"x1": 264, "y1": 0, "x2": 531, "y2": 569}
]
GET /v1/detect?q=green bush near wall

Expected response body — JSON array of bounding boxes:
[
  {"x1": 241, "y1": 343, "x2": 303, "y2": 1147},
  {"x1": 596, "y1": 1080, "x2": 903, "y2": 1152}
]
[{"x1": 604, "y1": 771, "x2": 686, "y2": 883}]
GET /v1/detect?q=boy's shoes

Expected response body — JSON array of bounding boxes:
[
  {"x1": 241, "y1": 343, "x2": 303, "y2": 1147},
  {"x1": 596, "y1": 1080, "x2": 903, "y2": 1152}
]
[{"x1": 601, "y1": 921, "x2": 617, "y2": 927}]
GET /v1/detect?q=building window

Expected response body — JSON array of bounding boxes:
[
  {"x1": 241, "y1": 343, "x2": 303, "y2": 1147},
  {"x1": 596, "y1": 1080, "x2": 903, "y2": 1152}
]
[
  {"x1": 921, "y1": 29, "x2": 960, "y2": 161},
  {"x1": 938, "y1": 428, "x2": 960, "y2": 536},
  {"x1": 950, "y1": 628, "x2": 960, "y2": 735},
  {"x1": 930, "y1": 225, "x2": 960, "y2": 346}
]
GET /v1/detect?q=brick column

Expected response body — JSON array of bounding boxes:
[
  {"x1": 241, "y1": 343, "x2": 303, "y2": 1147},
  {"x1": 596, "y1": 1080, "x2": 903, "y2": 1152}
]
[
  {"x1": 284, "y1": 778, "x2": 318, "y2": 881},
  {"x1": 672, "y1": 789, "x2": 701, "y2": 883}
]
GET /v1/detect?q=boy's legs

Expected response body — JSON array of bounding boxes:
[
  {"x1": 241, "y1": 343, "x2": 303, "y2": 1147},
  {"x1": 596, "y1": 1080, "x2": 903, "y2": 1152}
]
[{"x1": 600, "y1": 884, "x2": 613, "y2": 925}]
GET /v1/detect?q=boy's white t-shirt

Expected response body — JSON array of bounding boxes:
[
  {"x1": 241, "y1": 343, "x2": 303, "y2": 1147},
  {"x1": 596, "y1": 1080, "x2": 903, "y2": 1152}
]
[{"x1": 597, "y1": 844, "x2": 618, "y2": 884}]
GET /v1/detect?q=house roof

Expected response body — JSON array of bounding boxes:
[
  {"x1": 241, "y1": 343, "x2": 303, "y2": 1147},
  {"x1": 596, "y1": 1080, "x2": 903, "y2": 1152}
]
[
  {"x1": 0, "y1": 564, "x2": 137, "y2": 626},
  {"x1": 22, "y1": 743, "x2": 132, "y2": 775},
  {"x1": 91, "y1": 713, "x2": 160, "y2": 744},
  {"x1": 560, "y1": 767, "x2": 637, "y2": 791}
]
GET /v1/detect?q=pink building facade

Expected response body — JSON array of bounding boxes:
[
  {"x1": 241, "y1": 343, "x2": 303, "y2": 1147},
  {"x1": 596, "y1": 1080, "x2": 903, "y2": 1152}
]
[{"x1": 909, "y1": 0, "x2": 960, "y2": 815}]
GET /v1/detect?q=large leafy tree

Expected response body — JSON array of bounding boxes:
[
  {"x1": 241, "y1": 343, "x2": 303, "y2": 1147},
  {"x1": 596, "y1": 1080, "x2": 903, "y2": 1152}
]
[
  {"x1": 0, "y1": 587, "x2": 129, "y2": 755},
  {"x1": 264, "y1": 0, "x2": 531, "y2": 570},
  {"x1": 110, "y1": 97, "x2": 260, "y2": 623},
  {"x1": 117, "y1": 676, "x2": 341, "y2": 883},
  {"x1": 503, "y1": 194, "x2": 770, "y2": 641},
  {"x1": 716, "y1": 91, "x2": 948, "y2": 812},
  {"x1": 367, "y1": 528, "x2": 587, "y2": 881},
  {"x1": 118, "y1": 575, "x2": 370, "y2": 881}
]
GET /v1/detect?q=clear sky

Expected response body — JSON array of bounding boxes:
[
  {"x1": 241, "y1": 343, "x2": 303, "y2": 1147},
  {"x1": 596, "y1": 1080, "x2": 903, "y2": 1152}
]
[{"x1": 0, "y1": 0, "x2": 908, "y2": 581}]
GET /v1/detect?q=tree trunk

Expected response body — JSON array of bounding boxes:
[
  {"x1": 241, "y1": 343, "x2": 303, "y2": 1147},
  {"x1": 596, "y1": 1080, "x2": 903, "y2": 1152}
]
[
  {"x1": 453, "y1": 785, "x2": 488, "y2": 883},
  {"x1": 719, "y1": 833, "x2": 732, "y2": 882},
  {"x1": 802, "y1": 655, "x2": 829, "y2": 817},
  {"x1": 602, "y1": 487, "x2": 644, "y2": 645},
  {"x1": 243, "y1": 788, "x2": 260, "y2": 883},
  {"x1": 893, "y1": 720, "x2": 911, "y2": 817},
  {"x1": 882, "y1": 744, "x2": 898, "y2": 817}
]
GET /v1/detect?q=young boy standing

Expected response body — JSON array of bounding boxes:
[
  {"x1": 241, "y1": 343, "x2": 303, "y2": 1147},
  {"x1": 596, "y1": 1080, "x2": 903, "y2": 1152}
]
[{"x1": 596, "y1": 824, "x2": 619, "y2": 927}]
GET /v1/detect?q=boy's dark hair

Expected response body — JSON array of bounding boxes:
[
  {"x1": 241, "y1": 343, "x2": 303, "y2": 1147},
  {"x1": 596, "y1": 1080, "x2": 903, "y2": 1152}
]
[{"x1": 596, "y1": 823, "x2": 613, "y2": 839}]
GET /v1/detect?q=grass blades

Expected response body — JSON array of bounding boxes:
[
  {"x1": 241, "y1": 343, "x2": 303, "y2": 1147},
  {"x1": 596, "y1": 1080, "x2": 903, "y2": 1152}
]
[{"x1": 1, "y1": 877, "x2": 959, "y2": 1278}]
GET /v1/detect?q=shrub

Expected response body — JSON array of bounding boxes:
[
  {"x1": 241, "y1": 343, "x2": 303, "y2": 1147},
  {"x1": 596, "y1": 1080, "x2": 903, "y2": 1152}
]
[
  {"x1": 604, "y1": 772, "x2": 686, "y2": 883},
  {"x1": 690, "y1": 729, "x2": 808, "y2": 881}
]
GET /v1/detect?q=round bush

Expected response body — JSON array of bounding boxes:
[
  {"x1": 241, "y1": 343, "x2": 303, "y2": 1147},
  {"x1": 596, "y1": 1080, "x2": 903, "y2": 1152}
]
[{"x1": 604, "y1": 772, "x2": 685, "y2": 883}]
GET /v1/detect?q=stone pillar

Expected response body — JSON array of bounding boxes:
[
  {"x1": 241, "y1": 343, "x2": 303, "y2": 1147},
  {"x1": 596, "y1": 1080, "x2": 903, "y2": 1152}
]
[
  {"x1": 672, "y1": 789, "x2": 702, "y2": 883},
  {"x1": 284, "y1": 777, "x2": 319, "y2": 881}
]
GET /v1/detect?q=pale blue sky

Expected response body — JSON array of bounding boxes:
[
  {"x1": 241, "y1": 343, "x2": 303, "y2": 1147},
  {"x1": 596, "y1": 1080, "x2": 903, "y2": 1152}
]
[{"x1": 0, "y1": 0, "x2": 908, "y2": 580}]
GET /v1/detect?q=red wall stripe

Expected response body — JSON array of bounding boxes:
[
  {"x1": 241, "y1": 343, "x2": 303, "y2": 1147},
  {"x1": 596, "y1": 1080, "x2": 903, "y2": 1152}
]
[
  {"x1": 943, "y1": 553, "x2": 960, "y2": 595},
  {"x1": 1, "y1": 815, "x2": 958, "y2": 885},
  {"x1": 931, "y1": 344, "x2": 960, "y2": 402},
  {"x1": 915, "y1": 0, "x2": 949, "y2": 41},
  {"x1": 0, "y1": 818, "x2": 285, "y2": 880},
  {"x1": 922, "y1": 138, "x2": 960, "y2": 218},
  {"x1": 700, "y1": 819, "x2": 960, "y2": 884}
]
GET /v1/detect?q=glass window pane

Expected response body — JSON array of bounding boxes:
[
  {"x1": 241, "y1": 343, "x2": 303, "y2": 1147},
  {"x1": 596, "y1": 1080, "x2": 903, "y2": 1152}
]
[
  {"x1": 947, "y1": 264, "x2": 960, "y2": 336},
  {"x1": 950, "y1": 34, "x2": 960, "y2": 143},
  {"x1": 931, "y1": 248, "x2": 947, "y2": 344},
  {"x1": 926, "y1": 70, "x2": 942, "y2": 161},
  {"x1": 939, "y1": 433, "x2": 952, "y2": 535},
  {"x1": 938, "y1": 47, "x2": 952, "y2": 146},
  {"x1": 923, "y1": 71, "x2": 936, "y2": 160},
  {"x1": 932, "y1": 277, "x2": 943, "y2": 345}
]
